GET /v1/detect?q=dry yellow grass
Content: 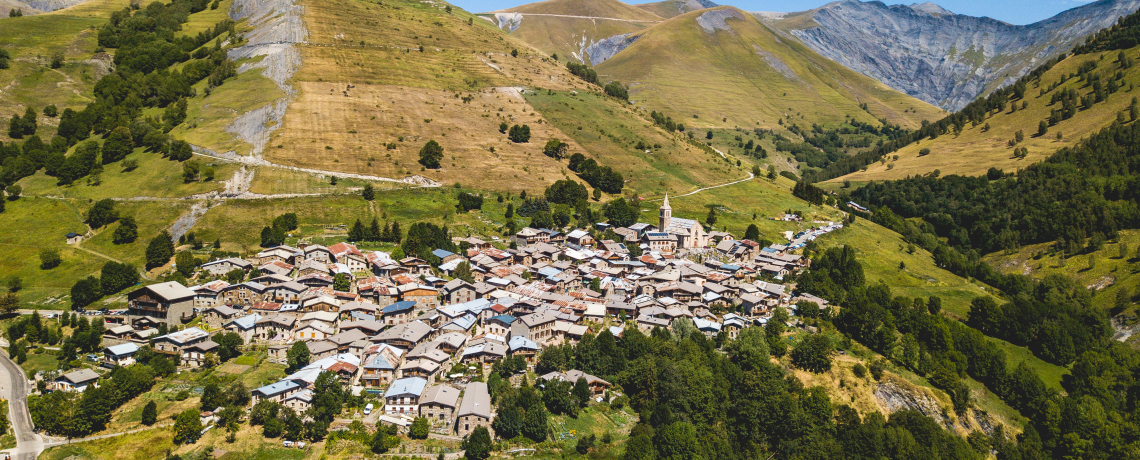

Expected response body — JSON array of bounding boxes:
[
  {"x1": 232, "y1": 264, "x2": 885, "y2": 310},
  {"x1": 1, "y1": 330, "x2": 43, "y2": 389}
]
[
  {"x1": 297, "y1": 0, "x2": 588, "y2": 92},
  {"x1": 836, "y1": 46, "x2": 1140, "y2": 182},
  {"x1": 266, "y1": 84, "x2": 578, "y2": 191},
  {"x1": 595, "y1": 6, "x2": 945, "y2": 131}
]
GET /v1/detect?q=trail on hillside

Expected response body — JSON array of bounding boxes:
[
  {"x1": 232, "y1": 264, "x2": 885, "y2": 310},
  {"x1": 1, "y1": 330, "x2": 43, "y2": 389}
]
[{"x1": 647, "y1": 171, "x2": 755, "y2": 202}]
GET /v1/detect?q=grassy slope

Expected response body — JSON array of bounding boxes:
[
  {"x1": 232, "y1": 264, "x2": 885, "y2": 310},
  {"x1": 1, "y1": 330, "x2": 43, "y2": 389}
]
[
  {"x1": 525, "y1": 89, "x2": 742, "y2": 196},
  {"x1": 243, "y1": 0, "x2": 595, "y2": 192},
  {"x1": 18, "y1": 147, "x2": 235, "y2": 200},
  {"x1": 635, "y1": 0, "x2": 709, "y2": 19},
  {"x1": 498, "y1": 15, "x2": 655, "y2": 63},
  {"x1": 596, "y1": 6, "x2": 944, "y2": 132},
  {"x1": 835, "y1": 46, "x2": 1140, "y2": 183},
  {"x1": 499, "y1": 0, "x2": 664, "y2": 20},
  {"x1": 983, "y1": 229, "x2": 1140, "y2": 314},
  {"x1": 0, "y1": 0, "x2": 135, "y2": 141},
  {"x1": 485, "y1": 0, "x2": 664, "y2": 62},
  {"x1": 0, "y1": 197, "x2": 107, "y2": 307}
]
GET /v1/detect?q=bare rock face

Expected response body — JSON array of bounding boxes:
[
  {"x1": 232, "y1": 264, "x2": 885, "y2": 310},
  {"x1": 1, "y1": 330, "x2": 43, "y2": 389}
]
[
  {"x1": 225, "y1": 0, "x2": 308, "y2": 157},
  {"x1": 786, "y1": 0, "x2": 1140, "y2": 110},
  {"x1": 874, "y1": 378, "x2": 954, "y2": 429},
  {"x1": 584, "y1": 33, "x2": 639, "y2": 66}
]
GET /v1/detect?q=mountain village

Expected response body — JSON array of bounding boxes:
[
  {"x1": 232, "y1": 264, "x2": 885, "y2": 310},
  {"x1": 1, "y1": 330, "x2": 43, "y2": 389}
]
[{"x1": 65, "y1": 198, "x2": 840, "y2": 439}]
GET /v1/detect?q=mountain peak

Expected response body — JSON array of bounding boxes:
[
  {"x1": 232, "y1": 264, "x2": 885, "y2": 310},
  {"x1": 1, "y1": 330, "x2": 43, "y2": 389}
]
[{"x1": 909, "y1": 1, "x2": 952, "y2": 16}]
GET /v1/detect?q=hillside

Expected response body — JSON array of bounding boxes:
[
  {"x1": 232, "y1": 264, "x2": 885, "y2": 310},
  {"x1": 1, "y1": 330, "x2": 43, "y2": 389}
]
[
  {"x1": 982, "y1": 230, "x2": 1140, "y2": 323},
  {"x1": 634, "y1": 0, "x2": 717, "y2": 19},
  {"x1": 772, "y1": 0, "x2": 1140, "y2": 110},
  {"x1": 0, "y1": 0, "x2": 90, "y2": 15},
  {"x1": 0, "y1": 0, "x2": 135, "y2": 138},
  {"x1": 595, "y1": 6, "x2": 945, "y2": 130},
  {"x1": 833, "y1": 45, "x2": 1140, "y2": 183},
  {"x1": 482, "y1": 0, "x2": 664, "y2": 65}
]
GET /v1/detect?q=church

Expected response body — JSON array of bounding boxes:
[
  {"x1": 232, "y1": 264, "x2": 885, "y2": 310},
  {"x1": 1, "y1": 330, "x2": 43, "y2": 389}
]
[{"x1": 657, "y1": 195, "x2": 708, "y2": 250}]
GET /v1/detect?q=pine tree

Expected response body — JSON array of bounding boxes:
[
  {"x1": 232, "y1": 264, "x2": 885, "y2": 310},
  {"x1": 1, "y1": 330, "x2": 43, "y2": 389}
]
[
  {"x1": 367, "y1": 218, "x2": 381, "y2": 241},
  {"x1": 348, "y1": 219, "x2": 365, "y2": 242}
]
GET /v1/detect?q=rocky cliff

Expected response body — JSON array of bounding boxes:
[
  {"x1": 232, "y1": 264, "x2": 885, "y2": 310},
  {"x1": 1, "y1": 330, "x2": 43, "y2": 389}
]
[{"x1": 781, "y1": 0, "x2": 1140, "y2": 110}]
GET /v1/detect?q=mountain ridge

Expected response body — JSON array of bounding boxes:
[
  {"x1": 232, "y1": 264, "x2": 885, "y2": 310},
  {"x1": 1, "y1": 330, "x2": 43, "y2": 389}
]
[
  {"x1": 777, "y1": 0, "x2": 1140, "y2": 110},
  {"x1": 595, "y1": 5, "x2": 943, "y2": 129}
]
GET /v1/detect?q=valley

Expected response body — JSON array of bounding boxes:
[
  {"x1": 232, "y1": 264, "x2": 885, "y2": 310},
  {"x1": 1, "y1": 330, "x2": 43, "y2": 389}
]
[{"x1": 0, "y1": 0, "x2": 1139, "y2": 458}]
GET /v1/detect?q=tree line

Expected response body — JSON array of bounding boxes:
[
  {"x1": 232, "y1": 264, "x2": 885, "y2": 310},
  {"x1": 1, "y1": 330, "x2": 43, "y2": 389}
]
[{"x1": 850, "y1": 119, "x2": 1140, "y2": 256}]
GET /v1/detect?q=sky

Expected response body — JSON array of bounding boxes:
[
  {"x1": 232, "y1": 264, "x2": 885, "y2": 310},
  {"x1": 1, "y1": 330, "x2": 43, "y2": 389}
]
[{"x1": 449, "y1": 0, "x2": 1103, "y2": 25}]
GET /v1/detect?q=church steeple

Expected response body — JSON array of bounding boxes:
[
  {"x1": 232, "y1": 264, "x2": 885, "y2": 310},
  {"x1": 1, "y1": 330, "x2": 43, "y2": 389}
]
[{"x1": 659, "y1": 194, "x2": 672, "y2": 230}]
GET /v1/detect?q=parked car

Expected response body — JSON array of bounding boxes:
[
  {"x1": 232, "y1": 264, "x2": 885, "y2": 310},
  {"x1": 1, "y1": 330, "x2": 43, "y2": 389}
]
[{"x1": 364, "y1": 403, "x2": 374, "y2": 415}]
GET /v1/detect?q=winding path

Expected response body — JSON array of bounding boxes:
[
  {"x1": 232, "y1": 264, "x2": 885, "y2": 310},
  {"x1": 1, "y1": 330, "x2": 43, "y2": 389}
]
[{"x1": 648, "y1": 171, "x2": 755, "y2": 202}]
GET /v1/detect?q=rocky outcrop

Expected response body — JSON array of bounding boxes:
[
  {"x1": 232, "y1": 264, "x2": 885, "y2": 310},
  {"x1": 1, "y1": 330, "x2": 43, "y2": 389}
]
[
  {"x1": 696, "y1": 8, "x2": 742, "y2": 33},
  {"x1": 584, "y1": 33, "x2": 639, "y2": 65},
  {"x1": 494, "y1": 12, "x2": 523, "y2": 33},
  {"x1": 225, "y1": 0, "x2": 308, "y2": 157},
  {"x1": 784, "y1": 0, "x2": 1140, "y2": 110},
  {"x1": 874, "y1": 377, "x2": 954, "y2": 429}
]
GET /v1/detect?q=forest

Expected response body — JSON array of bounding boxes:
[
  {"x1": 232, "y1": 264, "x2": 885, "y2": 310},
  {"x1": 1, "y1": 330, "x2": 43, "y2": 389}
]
[
  {"x1": 0, "y1": 0, "x2": 238, "y2": 191},
  {"x1": 796, "y1": 247, "x2": 1136, "y2": 458},
  {"x1": 515, "y1": 310, "x2": 982, "y2": 460},
  {"x1": 850, "y1": 119, "x2": 1140, "y2": 256}
]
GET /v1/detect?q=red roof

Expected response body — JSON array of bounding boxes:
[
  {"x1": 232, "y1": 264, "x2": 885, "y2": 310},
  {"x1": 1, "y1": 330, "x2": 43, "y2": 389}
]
[
  {"x1": 326, "y1": 361, "x2": 358, "y2": 374},
  {"x1": 328, "y1": 242, "x2": 363, "y2": 258}
]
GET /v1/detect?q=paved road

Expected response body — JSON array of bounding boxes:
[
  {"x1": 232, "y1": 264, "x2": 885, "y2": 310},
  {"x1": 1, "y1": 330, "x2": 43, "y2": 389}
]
[{"x1": 0, "y1": 349, "x2": 43, "y2": 460}]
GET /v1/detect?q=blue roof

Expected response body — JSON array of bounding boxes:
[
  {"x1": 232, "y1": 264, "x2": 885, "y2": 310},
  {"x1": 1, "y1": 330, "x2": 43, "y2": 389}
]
[
  {"x1": 720, "y1": 264, "x2": 741, "y2": 271},
  {"x1": 383, "y1": 301, "x2": 416, "y2": 314},
  {"x1": 432, "y1": 249, "x2": 455, "y2": 259},
  {"x1": 227, "y1": 313, "x2": 262, "y2": 330},
  {"x1": 489, "y1": 314, "x2": 516, "y2": 325},
  {"x1": 509, "y1": 335, "x2": 538, "y2": 351},
  {"x1": 385, "y1": 377, "x2": 428, "y2": 398},
  {"x1": 364, "y1": 354, "x2": 394, "y2": 370},
  {"x1": 104, "y1": 342, "x2": 139, "y2": 356},
  {"x1": 255, "y1": 380, "x2": 300, "y2": 397},
  {"x1": 537, "y1": 267, "x2": 562, "y2": 278}
]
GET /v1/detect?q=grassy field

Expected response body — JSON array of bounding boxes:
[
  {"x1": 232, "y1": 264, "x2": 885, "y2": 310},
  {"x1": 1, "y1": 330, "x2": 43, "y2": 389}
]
[
  {"x1": 549, "y1": 405, "x2": 638, "y2": 443},
  {"x1": 18, "y1": 348, "x2": 62, "y2": 378},
  {"x1": 0, "y1": 197, "x2": 106, "y2": 308},
  {"x1": 835, "y1": 45, "x2": 1140, "y2": 182},
  {"x1": 38, "y1": 423, "x2": 311, "y2": 460},
  {"x1": 17, "y1": 148, "x2": 235, "y2": 201},
  {"x1": 0, "y1": 0, "x2": 136, "y2": 140},
  {"x1": 596, "y1": 7, "x2": 944, "y2": 132}
]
